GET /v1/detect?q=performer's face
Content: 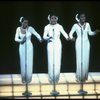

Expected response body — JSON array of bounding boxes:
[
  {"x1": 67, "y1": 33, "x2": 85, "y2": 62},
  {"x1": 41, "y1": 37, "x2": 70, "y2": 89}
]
[
  {"x1": 80, "y1": 14, "x2": 86, "y2": 23},
  {"x1": 22, "y1": 20, "x2": 29, "y2": 29},
  {"x1": 50, "y1": 16, "x2": 58, "y2": 25}
]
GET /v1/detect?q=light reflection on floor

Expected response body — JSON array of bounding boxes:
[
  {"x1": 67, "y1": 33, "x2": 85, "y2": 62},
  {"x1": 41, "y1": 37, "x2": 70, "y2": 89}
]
[{"x1": 0, "y1": 73, "x2": 100, "y2": 99}]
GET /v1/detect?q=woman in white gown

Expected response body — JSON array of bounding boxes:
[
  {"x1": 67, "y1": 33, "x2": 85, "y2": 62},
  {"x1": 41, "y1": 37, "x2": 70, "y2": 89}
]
[
  {"x1": 69, "y1": 13, "x2": 99, "y2": 82},
  {"x1": 43, "y1": 15, "x2": 69, "y2": 83},
  {"x1": 15, "y1": 17, "x2": 42, "y2": 83}
]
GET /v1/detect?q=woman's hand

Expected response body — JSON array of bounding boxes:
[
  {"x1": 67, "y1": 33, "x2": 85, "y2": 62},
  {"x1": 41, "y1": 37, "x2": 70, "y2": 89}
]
[
  {"x1": 95, "y1": 29, "x2": 100, "y2": 34},
  {"x1": 48, "y1": 37, "x2": 53, "y2": 42},
  {"x1": 39, "y1": 39, "x2": 44, "y2": 43},
  {"x1": 66, "y1": 37, "x2": 70, "y2": 41},
  {"x1": 69, "y1": 37, "x2": 75, "y2": 41},
  {"x1": 21, "y1": 36, "x2": 26, "y2": 44}
]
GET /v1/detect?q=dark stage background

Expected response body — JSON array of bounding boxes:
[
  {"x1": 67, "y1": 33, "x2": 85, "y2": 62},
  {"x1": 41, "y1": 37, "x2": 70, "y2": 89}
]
[{"x1": 0, "y1": 1, "x2": 100, "y2": 74}]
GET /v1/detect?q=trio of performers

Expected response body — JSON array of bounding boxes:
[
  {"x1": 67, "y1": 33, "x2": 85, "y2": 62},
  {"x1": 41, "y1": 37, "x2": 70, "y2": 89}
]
[{"x1": 15, "y1": 13, "x2": 99, "y2": 84}]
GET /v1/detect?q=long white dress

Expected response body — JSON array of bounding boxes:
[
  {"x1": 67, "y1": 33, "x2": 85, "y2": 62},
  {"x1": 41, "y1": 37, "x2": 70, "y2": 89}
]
[
  {"x1": 69, "y1": 22, "x2": 96, "y2": 82},
  {"x1": 15, "y1": 26, "x2": 42, "y2": 83},
  {"x1": 43, "y1": 23, "x2": 68, "y2": 83}
]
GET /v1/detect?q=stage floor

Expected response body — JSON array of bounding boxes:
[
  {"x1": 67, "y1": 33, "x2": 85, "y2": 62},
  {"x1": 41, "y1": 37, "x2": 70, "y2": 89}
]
[{"x1": 0, "y1": 72, "x2": 100, "y2": 99}]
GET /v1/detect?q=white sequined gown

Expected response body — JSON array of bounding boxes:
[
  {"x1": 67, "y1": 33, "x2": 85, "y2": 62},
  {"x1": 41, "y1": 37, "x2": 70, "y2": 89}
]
[
  {"x1": 69, "y1": 22, "x2": 96, "y2": 82},
  {"x1": 43, "y1": 24, "x2": 68, "y2": 83},
  {"x1": 15, "y1": 26, "x2": 42, "y2": 83}
]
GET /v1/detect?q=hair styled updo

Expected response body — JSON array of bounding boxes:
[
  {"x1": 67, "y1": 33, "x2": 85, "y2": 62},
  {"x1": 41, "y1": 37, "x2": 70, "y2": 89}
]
[{"x1": 19, "y1": 16, "x2": 28, "y2": 23}]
